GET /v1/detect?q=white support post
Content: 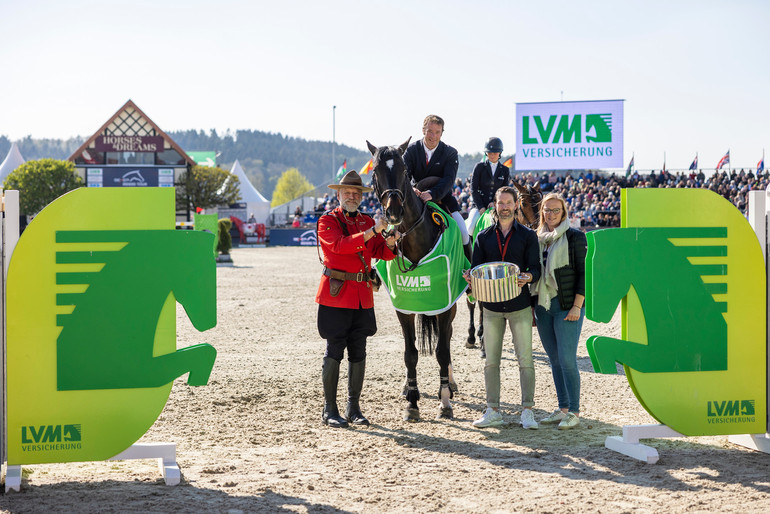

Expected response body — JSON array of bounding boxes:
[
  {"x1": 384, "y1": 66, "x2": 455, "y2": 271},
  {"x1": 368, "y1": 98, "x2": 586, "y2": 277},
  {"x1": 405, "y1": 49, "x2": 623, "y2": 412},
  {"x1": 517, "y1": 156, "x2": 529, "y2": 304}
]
[
  {"x1": 604, "y1": 424, "x2": 684, "y2": 464},
  {"x1": 2, "y1": 190, "x2": 19, "y2": 490},
  {"x1": 5, "y1": 465, "x2": 21, "y2": 492},
  {"x1": 109, "y1": 443, "x2": 180, "y2": 486},
  {"x1": 4, "y1": 443, "x2": 179, "y2": 492}
]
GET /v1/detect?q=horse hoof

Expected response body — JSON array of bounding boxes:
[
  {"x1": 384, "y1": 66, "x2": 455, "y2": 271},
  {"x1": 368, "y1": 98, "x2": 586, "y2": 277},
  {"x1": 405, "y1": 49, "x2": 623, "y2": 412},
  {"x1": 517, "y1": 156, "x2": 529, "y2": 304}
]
[
  {"x1": 403, "y1": 407, "x2": 420, "y2": 422},
  {"x1": 436, "y1": 407, "x2": 454, "y2": 420},
  {"x1": 465, "y1": 341, "x2": 477, "y2": 349},
  {"x1": 449, "y1": 381, "x2": 458, "y2": 394}
]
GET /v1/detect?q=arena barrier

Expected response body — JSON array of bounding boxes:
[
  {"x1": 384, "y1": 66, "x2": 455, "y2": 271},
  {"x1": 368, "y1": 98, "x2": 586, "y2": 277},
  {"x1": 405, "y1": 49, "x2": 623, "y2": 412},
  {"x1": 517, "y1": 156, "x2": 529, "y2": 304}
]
[
  {"x1": 586, "y1": 188, "x2": 769, "y2": 463},
  {"x1": 1, "y1": 188, "x2": 218, "y2": 491}
]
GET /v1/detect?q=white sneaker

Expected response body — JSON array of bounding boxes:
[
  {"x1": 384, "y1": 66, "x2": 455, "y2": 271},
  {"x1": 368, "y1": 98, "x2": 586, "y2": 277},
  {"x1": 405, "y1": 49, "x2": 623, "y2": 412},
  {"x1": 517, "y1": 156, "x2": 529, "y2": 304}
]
[
  {"x1": 558, "y1": 412, "x2": 580, "y2": 430},
  {"x1": 540, "y1": 409, "x2": 567, "y2": 425},
  {"x1": 520, "y1": 409, "x2": 538, "y2": 430},
  {"x1": 473, "y1": 407, "x2": 503, "y2": 428}
]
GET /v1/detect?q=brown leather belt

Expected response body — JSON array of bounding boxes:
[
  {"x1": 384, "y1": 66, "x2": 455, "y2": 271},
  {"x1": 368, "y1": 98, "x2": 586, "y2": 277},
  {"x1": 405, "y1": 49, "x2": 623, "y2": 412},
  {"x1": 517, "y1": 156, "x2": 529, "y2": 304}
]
[{"x1": 323, "y1": 266, "x2": 366, "y2": 282}]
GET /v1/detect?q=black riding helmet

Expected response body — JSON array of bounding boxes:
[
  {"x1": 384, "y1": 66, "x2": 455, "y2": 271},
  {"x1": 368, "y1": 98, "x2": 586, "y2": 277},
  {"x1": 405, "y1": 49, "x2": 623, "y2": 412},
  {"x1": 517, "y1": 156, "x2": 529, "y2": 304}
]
[{"x1": 484, "y1": 137, "x2": 503, "y2": 154}]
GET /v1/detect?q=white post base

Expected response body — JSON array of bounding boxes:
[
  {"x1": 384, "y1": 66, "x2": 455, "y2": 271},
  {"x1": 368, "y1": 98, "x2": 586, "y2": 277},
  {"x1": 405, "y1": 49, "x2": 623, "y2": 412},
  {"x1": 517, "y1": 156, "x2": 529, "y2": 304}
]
[
  {"x1": 728, "y1": 433, "x2": 770, "y2": 454},
  {"x1": 4, "y1": 442, "x2": 180, "y2": 492},
  {"x1": 110, "y1": 442, "x2": 180, "y2": 486},
  {"x1": 605, "y1": 424, "x2": 684, "y2": 464},
  {"x1": 5, "y1": 465, "x2": 22, "y2": 492}
]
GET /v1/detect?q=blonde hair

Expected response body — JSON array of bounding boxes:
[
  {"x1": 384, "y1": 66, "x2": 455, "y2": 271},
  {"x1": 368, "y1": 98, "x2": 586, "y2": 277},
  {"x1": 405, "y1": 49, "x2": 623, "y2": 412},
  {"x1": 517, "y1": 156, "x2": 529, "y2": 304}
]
[
  {"x1": 537, "y1": 192, "x2": 569, "y2": 235},
  {"x1": 422, "y1": 115, "x2": 445, "y2": 132}
]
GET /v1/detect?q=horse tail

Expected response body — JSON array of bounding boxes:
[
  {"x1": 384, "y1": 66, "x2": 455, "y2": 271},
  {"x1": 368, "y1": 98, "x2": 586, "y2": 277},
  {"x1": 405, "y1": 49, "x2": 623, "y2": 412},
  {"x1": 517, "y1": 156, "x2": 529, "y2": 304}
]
[{"x1": 417, "y1": 314, "x2": 438, "y2": 355}]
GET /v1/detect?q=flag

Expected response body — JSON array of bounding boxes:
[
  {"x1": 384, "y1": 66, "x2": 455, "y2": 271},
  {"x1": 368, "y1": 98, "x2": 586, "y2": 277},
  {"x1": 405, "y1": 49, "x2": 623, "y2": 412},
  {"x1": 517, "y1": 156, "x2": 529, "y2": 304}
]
[
  {"x1": 759, "y1": 156, "x2": 765, "y2": 173},
  {"x1": 625, "y1": 154, "x2": 634, "y2": 177},
  {"x1": 360, "y1": 159, "x2": 373, "y2": 175},
  {"x1": 716, "y1": 150, "x2": 730, "y2": 170},
  {"x1": 503, "y1": 157, "x2": 513, "y2": 168},
  {"x1": 689, "y1": 154, "x2": 698, "y2": 170},
  {"x1": 335, "y1": 159, "x2": 347, "y2": 179}
]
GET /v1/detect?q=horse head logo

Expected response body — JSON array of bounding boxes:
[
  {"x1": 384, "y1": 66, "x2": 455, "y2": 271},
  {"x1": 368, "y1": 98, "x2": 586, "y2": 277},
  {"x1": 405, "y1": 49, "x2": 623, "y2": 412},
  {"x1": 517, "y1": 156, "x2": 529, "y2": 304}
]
[
  {"x1": 585, "y1": 114, "x2": 612, "y2": 143},
  {"x1": 587, "y1": 226, "x2": 728, "y2": 374},
  {"x1": 56, "y1": 230, "x2": 217, "y2": 390},
  {"x1": 585, "y1": 188, "x2": 766, "y2": 437},
  {"x1": 5, "y1": 187, "x2": 219, "y2": 465}
]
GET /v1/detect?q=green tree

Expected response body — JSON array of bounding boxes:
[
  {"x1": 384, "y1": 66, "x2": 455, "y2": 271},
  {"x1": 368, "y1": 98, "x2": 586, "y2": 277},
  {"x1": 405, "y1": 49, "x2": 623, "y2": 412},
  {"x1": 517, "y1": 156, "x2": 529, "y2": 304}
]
[
  {"x1": 3, "y1": 158, "x2": 84, "y2": 215},
  {"x1": 271, "y1": 168, "x2": 313, "y2": 207},
  {"x1": 176, "y1": 165, "x2": 241, "y2": 220}
]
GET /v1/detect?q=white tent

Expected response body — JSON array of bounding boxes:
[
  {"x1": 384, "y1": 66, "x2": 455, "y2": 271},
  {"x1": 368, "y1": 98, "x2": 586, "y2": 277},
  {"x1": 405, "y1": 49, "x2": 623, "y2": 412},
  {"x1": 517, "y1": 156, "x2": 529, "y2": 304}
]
[
  {"x1": 230, "y1": 160, "x2": 270, "y2": 225},
  {"x1": 0, "y1": 143, "x2": 25, "y2": 184}
]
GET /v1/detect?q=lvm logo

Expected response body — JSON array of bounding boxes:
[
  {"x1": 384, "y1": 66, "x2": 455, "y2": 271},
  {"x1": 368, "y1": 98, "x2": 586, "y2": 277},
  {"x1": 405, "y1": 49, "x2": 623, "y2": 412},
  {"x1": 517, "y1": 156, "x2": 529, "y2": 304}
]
[
  {"x1": 21, "y1": 424, "x2": 83, "y2": 451},
  {"x1": 522, "y1": 113, "x2": 612, "y2": 145},
  {"x1": 396, "y1": 275, "x2": 431, "y2": 288},
  {"x1": 706, "y1": 400, "x2": 756, "y2": 423}
]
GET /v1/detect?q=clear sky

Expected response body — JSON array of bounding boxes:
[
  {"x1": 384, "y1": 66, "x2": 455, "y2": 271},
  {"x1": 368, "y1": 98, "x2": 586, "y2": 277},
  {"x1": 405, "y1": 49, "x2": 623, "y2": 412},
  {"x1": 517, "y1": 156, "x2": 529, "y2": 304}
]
[{"x1": 1, "y1": 0, "x2": 767, "y2": 172}]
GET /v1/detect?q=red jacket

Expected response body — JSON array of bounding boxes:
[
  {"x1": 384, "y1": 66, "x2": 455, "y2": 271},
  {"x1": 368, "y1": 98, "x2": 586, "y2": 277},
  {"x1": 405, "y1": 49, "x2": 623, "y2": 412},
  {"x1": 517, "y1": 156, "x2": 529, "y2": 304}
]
[{"x1": 315, "y1": 207, "x2": 396, "y2": 309}]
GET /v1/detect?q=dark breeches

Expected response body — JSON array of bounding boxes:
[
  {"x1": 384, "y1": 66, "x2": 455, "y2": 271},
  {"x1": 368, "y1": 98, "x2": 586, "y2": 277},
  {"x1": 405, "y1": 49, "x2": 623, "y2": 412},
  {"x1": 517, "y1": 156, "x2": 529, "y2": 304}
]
[{"x1": 318, "y1": 304, "x2": 376, "y2": 363}]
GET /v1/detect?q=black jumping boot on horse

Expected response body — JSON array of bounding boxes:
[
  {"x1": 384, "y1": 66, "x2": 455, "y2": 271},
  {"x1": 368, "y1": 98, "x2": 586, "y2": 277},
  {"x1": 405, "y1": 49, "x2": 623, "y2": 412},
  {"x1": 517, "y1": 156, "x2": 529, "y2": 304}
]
[
  {"x1": 345, "y1": 359, "x2": 370, "y2": 426},
  {"x1": 322, "y1": 357, "x2": 348, "y2": 428}
]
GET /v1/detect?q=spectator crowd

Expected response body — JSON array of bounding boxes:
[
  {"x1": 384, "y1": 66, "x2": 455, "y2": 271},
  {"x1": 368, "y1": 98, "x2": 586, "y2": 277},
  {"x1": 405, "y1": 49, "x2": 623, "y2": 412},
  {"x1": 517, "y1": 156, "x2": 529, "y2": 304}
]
[
  {"x1": 451, "y1": 167, "x2": 768, "y2": 229},
  {"x1": 306, "y1": 168, "x2": 767, "y2": 230}
]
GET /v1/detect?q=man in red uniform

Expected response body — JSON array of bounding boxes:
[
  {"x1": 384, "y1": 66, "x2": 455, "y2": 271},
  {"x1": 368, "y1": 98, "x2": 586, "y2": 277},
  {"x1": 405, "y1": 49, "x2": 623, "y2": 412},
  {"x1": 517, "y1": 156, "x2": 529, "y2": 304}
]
[{"x1": 316, "y1": 170, "x2": 400, "y2": 428}]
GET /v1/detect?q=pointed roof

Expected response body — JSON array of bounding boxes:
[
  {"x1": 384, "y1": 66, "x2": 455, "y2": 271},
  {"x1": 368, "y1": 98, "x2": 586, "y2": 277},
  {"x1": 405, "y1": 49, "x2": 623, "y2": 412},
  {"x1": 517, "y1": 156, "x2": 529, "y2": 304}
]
[
  {"x1": 230, "y1": 160, "x2": 269, "y2": 204},
  {"x1": 68, "y1": 99, "x2": 196, "y2": 166},
  {"x1": 0, "y1": 142, "x2": 26, "y2": 182}
]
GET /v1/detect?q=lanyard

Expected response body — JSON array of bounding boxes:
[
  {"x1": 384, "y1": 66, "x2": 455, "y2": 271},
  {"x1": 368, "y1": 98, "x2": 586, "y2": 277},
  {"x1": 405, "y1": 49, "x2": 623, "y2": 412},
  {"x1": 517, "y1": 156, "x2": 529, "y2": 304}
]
[{"x1": 496, "y1": 226, "x2": 513, "y2": 260}]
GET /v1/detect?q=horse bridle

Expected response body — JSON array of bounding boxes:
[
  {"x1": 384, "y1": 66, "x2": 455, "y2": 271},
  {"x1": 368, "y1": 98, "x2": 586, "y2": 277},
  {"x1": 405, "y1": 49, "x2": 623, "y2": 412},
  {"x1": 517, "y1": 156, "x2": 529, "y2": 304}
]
[
  {"x1": 374, "y1": 176, "x2": 436, "y2": 273},
  {"x1": 517, "y1": 205, "x2": 539, "y2": 229}
]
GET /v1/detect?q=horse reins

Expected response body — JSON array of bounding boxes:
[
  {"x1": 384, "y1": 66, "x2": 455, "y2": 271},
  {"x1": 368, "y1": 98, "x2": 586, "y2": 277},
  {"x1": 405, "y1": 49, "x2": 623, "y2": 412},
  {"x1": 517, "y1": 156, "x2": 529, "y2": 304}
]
[{"x1": 377, "y1": 185, "x2": 442, "y2": 273}]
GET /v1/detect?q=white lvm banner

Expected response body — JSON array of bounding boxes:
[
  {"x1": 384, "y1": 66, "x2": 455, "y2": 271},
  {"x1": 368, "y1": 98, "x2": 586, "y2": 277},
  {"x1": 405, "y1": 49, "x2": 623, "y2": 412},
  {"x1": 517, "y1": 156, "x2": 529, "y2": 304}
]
[{"x1": 515, "y1": 100, "x2": 624, "y2": 171}]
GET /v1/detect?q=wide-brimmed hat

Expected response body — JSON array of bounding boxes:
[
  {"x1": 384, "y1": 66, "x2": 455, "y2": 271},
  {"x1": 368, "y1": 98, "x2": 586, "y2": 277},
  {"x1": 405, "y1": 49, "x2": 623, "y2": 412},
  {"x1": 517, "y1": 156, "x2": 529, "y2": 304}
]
[{"x1": 328, "y1": 170, "x2": 373, "y2": 192}]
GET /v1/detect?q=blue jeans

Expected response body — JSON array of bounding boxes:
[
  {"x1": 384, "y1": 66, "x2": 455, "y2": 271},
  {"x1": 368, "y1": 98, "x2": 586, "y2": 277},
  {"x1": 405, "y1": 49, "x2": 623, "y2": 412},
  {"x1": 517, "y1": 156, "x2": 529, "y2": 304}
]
[{"x1": 535, "y1": 296, "x2": 584, "y2": 413}]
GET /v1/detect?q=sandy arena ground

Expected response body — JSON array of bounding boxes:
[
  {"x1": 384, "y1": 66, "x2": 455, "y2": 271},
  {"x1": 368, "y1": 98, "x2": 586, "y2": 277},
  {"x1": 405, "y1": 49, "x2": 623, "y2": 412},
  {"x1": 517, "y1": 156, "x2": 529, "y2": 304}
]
[{"x1": 2, "y1": 246, "x2": 769, "y2": 513}]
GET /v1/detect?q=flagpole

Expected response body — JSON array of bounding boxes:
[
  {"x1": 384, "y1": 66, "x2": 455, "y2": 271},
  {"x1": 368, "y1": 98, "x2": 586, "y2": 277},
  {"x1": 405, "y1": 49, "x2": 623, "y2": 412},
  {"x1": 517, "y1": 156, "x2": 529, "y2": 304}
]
[{"x1": 332, "y1": 105, "x2": 336, "y2": 182}]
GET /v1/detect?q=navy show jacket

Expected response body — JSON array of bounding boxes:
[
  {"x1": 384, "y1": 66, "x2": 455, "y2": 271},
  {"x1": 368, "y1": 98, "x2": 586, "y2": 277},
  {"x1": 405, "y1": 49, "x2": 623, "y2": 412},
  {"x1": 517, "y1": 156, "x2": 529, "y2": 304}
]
[{"x1": 403, "y1": 139, "x2": 459, "y2": 203}]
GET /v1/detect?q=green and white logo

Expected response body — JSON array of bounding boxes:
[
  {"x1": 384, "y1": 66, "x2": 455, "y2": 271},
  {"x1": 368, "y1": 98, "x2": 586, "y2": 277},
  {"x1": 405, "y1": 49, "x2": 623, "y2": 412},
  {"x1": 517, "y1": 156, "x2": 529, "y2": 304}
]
[
  {"x1": 522, "y1": 113, "x2": 613, "y2": 145},
  {"x1": 6, "y1": 188, "x2": 217, "y2": 465},
  {"x1": 516, "y1": 100, "x2": 623, "y2": 170},
  {"x1": 585, "y1": 188, "x2": 766, "y2": 436}
]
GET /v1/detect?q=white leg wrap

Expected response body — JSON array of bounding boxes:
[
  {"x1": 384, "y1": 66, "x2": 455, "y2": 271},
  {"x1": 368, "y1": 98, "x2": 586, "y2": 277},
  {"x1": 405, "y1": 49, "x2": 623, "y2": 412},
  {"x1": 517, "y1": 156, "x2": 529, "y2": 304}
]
[{"x1": 452, "y1": 211, "x2": 470, "y2": 245}]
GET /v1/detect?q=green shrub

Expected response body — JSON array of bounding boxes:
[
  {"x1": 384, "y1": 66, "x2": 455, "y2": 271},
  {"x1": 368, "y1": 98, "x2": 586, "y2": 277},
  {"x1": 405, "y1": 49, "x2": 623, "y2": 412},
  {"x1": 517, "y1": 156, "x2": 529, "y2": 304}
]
[{"x1": 217, "y1": 218, "x2": 233, "y2": 255}]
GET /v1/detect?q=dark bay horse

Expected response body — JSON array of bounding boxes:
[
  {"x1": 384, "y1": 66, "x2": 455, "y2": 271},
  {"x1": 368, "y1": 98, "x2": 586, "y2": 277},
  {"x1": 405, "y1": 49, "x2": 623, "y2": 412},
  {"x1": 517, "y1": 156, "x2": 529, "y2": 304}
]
[
  {"x1": 465, "y1": 181, "x2": 543, "y2": 354},
  {"x1": 367, "y1": 138, "x2": 459, "y2": 422}
]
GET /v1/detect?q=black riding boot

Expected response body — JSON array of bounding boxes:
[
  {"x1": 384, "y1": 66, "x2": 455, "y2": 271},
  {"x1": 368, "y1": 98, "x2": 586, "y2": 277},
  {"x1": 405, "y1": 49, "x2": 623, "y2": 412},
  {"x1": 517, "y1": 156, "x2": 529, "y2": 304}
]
[
  {"x1": 346, "y1": 359, "x2": 370, "y2": 426},
  {"x1": 322, "y1": 357, "x2": 348, "y2": 428}
]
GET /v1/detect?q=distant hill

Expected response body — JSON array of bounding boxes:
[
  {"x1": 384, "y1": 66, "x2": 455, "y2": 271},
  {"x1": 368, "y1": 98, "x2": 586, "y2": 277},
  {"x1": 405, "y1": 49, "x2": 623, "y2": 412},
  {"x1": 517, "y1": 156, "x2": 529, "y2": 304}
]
[{"x1": 0, "y1": 131, "x2": 486, "y2": 200}]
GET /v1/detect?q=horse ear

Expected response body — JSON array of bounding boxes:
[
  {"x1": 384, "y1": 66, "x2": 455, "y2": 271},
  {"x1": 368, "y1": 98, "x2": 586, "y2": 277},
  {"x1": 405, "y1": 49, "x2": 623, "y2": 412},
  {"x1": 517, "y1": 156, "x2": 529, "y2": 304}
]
[
  {"x1": 366, "y1": 140, "x2": 378, "y2": 156},
  {"x1": 512, "y1": 181, "x2": 525, "y2": 192},
  {"x1": 398, "y1": 137, "x2": 411, "y2": 154},
  {"x1": 533, "y1": 182, "x2": 541, "y2": 191}
]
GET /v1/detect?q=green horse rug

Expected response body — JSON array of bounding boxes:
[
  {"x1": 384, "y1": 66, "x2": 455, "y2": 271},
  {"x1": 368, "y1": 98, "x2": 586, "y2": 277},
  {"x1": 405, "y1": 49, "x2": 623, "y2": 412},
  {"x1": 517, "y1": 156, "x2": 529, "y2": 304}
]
[{"x1": 375, "y1": 203, "x2": 470, "y2": 315}]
